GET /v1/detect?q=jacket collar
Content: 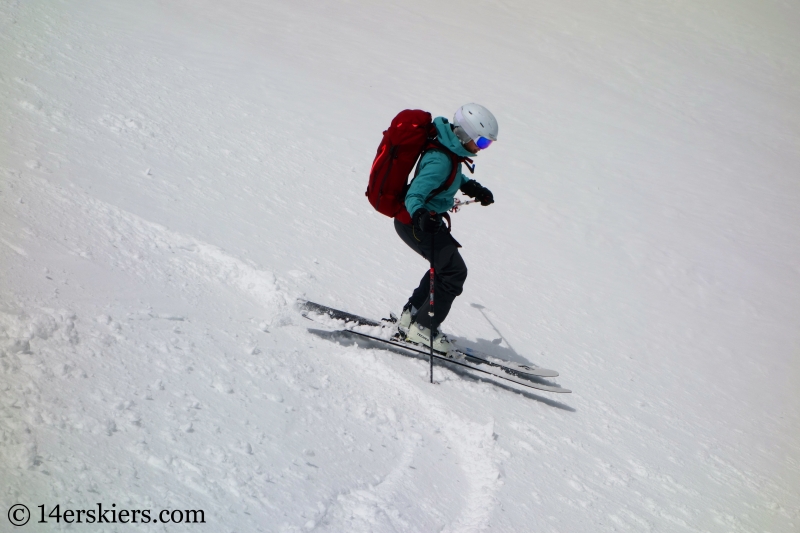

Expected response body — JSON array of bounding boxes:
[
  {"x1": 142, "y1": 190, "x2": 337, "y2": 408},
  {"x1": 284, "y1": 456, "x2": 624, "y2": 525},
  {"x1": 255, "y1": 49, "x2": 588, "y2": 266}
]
[{"x1": 433, "y1": 117, "x2": 478, "y2": 158}]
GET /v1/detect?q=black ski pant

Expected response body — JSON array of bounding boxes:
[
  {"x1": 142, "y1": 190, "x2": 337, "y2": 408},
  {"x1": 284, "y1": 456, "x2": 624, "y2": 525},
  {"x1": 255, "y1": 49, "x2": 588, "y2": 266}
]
[{"x1": 394, "y1": 218, "x2": 468, "y2": 331}]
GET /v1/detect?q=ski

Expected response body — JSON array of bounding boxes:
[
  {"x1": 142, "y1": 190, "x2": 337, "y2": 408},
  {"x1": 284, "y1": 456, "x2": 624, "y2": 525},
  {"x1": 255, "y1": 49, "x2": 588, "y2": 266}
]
[
  {"x1": 344, "y1": 329, "x2": 571, "y2": 393},
  {"x1": 455, "y1": 345, "x2": 559, "y2": 378},
  {"x1": 299, "y1": 300, "x2": 560, "y2": 378},
  {"x1": 300, "y1": 300, "x2": 384, "y2": 328},
  {"x1": 299, "y1": 300, "x2": 570, "y2": 393}
]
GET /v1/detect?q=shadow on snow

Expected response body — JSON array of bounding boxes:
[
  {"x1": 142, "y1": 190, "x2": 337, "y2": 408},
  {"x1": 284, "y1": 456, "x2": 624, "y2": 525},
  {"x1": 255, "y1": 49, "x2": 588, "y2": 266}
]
[{"x1": 306, "y1": 328, "x2": 576, "y2": 412}]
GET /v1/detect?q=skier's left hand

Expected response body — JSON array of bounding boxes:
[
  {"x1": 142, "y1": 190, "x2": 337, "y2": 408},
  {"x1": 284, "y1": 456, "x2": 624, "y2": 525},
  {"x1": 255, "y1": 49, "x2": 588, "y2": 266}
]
[
  {"x1": 461, "y1": 179, "x2": 494, "y2": 206},
  {"x1": 477, "y1": 187, "x2": 494, "y2": 206}
]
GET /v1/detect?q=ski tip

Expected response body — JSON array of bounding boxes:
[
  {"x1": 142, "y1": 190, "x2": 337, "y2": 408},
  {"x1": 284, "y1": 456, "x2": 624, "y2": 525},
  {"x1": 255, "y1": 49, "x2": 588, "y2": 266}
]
[{"x1": 529, "y1": 368, "x2": 559, "y2": 378}]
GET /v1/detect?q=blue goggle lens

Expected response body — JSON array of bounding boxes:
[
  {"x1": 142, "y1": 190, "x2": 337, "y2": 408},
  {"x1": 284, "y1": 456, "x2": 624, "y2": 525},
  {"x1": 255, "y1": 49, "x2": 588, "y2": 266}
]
[{"x1": 476, "y1": 137, "x2": 493, "y2": 149}]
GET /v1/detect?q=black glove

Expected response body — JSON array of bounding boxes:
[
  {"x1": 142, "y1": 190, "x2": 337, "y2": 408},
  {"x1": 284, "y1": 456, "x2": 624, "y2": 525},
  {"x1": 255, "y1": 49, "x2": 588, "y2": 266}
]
[
  {"x1": 412, "y1": 208, "x2": 442, "y2": 234},
  {"x1": 460, "y1": 179, "x2": 494, "y2": 206}
]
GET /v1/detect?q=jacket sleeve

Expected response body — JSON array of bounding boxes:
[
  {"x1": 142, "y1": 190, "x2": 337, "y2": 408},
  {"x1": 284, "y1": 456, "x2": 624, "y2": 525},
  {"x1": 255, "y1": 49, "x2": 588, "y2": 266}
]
[{"x1": 404, "y1": 151, "x2": 452, "y2": 215}]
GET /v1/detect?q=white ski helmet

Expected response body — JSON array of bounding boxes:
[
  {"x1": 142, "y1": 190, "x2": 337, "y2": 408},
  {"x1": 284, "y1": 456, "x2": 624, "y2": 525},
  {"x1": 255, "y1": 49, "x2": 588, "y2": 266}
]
[{"x1": 453, "y1": 103, "x2": 499, "y2": 147}]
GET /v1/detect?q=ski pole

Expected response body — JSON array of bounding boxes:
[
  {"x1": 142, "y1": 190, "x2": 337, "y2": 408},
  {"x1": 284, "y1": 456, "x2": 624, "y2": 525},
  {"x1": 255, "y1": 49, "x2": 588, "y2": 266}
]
[
  {"x1": 450, "y1": 197, "x2": 478, "y2": 213},
  {"x1": 429, "y1": 228, "x2": 435, "y2": 384}
]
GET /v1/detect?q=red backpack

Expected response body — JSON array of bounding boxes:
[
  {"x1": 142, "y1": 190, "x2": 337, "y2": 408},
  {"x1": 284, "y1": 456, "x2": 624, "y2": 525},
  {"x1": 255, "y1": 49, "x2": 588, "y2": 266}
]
[{"x1": 366, "y1": 109, "x2": 470, "y2": 225}]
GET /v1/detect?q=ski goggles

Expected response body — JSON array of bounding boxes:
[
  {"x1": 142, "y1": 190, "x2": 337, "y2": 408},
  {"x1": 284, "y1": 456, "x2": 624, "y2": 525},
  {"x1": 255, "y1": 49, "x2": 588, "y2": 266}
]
[{"x1": 475, "y1": 137, "x2": 493, "y2": 150}]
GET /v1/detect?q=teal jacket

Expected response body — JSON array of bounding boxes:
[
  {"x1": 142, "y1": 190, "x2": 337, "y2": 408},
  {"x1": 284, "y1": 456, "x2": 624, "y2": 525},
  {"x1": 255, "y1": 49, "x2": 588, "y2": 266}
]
[{"x1": 404, "y1": 117, "x2": 476, "y2": 216}]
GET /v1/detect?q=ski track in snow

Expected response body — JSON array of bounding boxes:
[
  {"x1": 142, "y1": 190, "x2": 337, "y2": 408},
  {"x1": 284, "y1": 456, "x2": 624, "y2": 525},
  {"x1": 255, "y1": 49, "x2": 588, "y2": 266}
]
[
  {"x1": 1, "y1": 167, "x2": 505, "y2": 531},
  {"x1": 310, "y1": 349, "x2": 503, "y2": 533}
]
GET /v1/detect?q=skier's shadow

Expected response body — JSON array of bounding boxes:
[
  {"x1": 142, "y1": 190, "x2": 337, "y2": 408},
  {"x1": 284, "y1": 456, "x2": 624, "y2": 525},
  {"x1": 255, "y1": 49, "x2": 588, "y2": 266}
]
[
  {"x1": 451, "y1": 303, "x2": 550, "y2": 369},
  {"x1": 449, "y1": 336, "x2": 533, "y2": 366},
  {"x1": 306, "y1": 328, "x2": 575, "y2": 412}
]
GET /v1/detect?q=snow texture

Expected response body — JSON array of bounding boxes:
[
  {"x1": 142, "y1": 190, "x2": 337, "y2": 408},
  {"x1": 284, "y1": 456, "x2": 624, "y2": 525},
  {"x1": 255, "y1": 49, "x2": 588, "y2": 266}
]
[{"x1": 1, "y1": 0, "x2": 799, "y2": 531}]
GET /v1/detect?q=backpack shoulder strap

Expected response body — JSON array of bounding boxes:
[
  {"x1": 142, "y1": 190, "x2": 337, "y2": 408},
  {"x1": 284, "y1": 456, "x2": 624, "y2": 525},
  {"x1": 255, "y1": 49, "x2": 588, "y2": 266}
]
[{"x1": 420, "y1": 139, "x2": 474, "y2": 203}]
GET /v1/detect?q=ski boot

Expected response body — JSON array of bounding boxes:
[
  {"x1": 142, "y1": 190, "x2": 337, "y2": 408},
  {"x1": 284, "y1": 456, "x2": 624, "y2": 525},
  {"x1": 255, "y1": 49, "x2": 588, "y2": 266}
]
[
  {"x1": 405, "y1": 322, "x2": 454, "y2": 355},
  {"x1": 397, "y1": 303, "x2": 415, "y2": 335}
]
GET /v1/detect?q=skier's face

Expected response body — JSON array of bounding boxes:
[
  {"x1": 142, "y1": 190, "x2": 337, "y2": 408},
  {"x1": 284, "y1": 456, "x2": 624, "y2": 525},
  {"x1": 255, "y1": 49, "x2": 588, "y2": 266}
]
[{"x1": 464, "y1": 139, "x2": 480, "y2": 154}]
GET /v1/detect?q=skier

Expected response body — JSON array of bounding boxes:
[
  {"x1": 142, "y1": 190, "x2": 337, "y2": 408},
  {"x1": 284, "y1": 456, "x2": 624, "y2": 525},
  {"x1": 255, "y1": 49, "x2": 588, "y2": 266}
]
[{"x1": 395, "y1": 103, "x2": 498, "y2": 353}]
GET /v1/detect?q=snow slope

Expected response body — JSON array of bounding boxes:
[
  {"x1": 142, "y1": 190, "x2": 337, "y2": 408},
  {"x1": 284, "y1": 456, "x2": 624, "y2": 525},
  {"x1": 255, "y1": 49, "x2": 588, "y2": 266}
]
[{"x1": 2, "y1": 0, "x2": 799, "y2": 531}]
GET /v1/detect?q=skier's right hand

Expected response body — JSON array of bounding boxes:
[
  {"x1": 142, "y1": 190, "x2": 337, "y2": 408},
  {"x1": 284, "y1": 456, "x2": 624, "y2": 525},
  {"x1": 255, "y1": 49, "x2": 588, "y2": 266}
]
[{"x1": 412, "y1": 208, "x2": 442, "y2": 235}]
